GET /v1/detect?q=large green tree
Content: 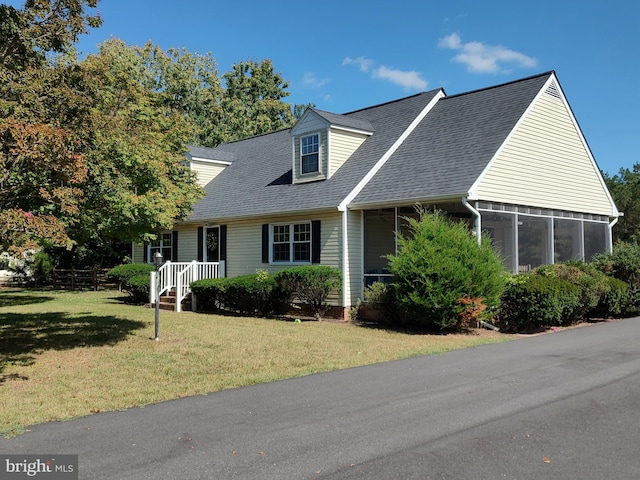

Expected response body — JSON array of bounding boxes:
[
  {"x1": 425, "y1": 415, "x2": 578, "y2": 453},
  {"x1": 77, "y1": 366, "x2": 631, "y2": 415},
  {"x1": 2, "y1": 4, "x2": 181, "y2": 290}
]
[
  {"x1": 604, "y1": 165, "x2": 640, "y2": 243},
  {"x1": 218, "y1": 59, "x2": 294, "y2": 142},
  {"x1": 75, "y1": 39, "x2": 204, "y2": 245}
]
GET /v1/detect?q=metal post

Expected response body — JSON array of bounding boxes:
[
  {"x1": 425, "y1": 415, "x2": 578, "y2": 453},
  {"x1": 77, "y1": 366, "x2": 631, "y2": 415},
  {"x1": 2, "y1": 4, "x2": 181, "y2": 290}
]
[{"x1": 153, "y1": 252, "x2": 163, "y2": 341}]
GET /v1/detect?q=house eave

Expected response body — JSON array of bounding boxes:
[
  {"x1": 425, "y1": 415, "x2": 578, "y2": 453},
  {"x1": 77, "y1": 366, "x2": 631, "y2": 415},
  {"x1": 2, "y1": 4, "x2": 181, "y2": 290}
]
[
  {"x1": 189, "y1": 156, "x2": 233, "y2": 166},
  {"x1": 179, "y1": 205, "x2": 341, "y2": 226},
  {"x1": 347, "y1": 193, "x2": 467, "y2": 211}
]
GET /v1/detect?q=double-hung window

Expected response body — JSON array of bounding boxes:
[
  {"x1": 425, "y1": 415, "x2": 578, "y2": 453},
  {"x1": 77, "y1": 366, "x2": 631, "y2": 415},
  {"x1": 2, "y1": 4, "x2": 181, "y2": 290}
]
[
  {"x1": 149, "y1": 233, "x2": 172, "y2": 262},
  {"x1": 272, "y1": 223, "x2": 311, "y2": 263},
  {"x1": 301, "y1": 134, "x2": 319, "y2": 174}
]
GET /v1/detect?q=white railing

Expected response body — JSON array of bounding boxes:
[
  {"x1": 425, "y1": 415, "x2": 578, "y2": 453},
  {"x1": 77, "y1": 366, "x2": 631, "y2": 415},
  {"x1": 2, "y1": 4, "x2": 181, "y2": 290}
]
[{"x1": 150, "y1": 260, "x2": 225, "y2": 312}]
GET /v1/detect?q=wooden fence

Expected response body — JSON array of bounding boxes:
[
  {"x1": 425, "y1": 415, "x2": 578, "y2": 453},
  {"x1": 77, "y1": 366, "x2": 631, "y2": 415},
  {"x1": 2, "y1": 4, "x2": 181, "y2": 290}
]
[{"x1": 52, "y1": 268, "x2": 111, "y2": 291}]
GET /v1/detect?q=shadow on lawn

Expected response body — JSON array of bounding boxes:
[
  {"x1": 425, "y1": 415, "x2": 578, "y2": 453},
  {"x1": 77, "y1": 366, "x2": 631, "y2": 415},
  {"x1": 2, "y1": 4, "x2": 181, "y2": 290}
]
[
  {"x1": 0, "y1": 312, "x2": 145, "y2": 383},
  {"x1": 0, "y1": 293, "x2": 55, "y2": 308}
]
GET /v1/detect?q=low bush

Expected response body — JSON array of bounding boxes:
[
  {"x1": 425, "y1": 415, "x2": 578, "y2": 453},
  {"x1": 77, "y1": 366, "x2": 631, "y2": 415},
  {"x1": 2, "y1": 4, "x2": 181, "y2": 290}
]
[
  {"x1": 592, "y1": 242, "x2": 640, "y2": 315},
  {"x1": 363, "y1": 281, "x2": 402, "y2": 324},
  {"x1": 191, "y1": 272, "x2": 288, "y2": 316},
  {"x1": 126, "y1": 273, "x2": 152, "y2": 304},
  {"x1": 495, "y1": 274, "x2": 582, "y2": 333},
  {"x1": 106, "y1": 263, "x2": 155, "y2": 287},
  {"x1": 592, "y1": 276, "x2": 630, "y2": 318},
  {"x1": 106, "y1": 264, "x2": 155, "y2": 303},
  {"x1": 190, "y1": 277, "x2": 231, "y2": 312},
  {"x1": 533, "y1": 261, "x2": 610, "y2": 321},
  {"x1": 387, "y1": 209, "x2": 507, "y2": 331},
  {"x1": 274, "y1": 265, "x2": 342, "y2": 320},
  {"x1": 224, "y1": 273, "x2": 288, "y2": 316}
]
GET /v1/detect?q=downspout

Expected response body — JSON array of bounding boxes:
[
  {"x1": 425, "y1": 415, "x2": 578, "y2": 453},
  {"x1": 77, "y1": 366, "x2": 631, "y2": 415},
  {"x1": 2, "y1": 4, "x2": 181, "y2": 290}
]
[
  {"x1": 462, "y1": 197, "x2": 481, "y2": 246},
  {"x1": 608, "y1": 216, "x2": 619, "y2": 253}
]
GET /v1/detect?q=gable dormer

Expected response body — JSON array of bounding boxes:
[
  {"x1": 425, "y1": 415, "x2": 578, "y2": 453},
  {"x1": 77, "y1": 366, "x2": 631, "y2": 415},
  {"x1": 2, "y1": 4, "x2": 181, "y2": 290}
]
[
  {"x1": 290, "y1": 108, "x2": 373, "y2": 184},
  {"x1": 187, "y1": 145, "x2": 235, "y2": 187}
]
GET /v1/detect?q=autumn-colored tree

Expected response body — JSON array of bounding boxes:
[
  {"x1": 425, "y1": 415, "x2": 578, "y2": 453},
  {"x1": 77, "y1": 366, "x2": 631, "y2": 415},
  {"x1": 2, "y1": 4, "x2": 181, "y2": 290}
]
[
  {"x1": 0, "y1": 2, "x2": 299, "y2": 258},
  {"x1": 0, "y1": 0, "x2": 100, "y2": 254}
]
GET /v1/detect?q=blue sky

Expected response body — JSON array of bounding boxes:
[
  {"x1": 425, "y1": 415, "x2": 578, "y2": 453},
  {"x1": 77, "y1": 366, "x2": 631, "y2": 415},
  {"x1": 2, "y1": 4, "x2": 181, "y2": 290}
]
[{"x1": 24, "y1": 1, "x2": 640, "y2": 174}]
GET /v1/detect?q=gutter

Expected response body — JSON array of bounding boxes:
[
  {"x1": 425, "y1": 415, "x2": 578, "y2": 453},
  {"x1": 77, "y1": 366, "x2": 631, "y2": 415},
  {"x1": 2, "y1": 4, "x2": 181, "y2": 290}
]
[{"x1": 462, "y1": 197, "x2": 481, "y2": 246}]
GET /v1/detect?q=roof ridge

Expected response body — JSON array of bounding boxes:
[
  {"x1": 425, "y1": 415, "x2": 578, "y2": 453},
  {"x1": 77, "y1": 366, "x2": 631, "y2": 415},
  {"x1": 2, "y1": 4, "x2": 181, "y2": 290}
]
[
  {"x1": 341, "y1": 89, "x2": 444, "y2": 115},
  {"x1": 443, "y1": 70, "x2": 555, "y2": 100}
]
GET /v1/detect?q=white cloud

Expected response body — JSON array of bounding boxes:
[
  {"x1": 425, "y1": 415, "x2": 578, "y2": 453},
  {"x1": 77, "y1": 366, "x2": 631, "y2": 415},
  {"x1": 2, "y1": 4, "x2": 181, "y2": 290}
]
[
  {"x1": 372, "y1": 66, "x2": 428, "y2": 91},
  {"x1": 343, "y1": 56, "x2": 427, "y2": 91},
  {"x1": 342, "y1": 56, "x2": 375, "y2": 72},
  {"x1": 438, "y1": 33, "x2": 537, "y2": 73},
  {"x1": 438, "y1": 32, "x2": 463, "y2": 50},
  {"x1": 301, "y1": 72, "x2": 330, "y2": 88}
]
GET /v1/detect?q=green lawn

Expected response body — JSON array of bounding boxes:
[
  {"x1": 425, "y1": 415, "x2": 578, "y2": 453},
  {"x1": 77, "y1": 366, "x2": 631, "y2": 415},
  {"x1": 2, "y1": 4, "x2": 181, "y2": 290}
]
[{"x1": 0, "y1": 289, "x2": 510, "y2": 436}]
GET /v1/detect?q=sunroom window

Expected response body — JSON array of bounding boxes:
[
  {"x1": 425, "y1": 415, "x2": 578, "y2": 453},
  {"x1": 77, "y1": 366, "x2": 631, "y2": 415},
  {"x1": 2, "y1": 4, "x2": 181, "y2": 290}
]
[
  {"x1": 301, "y1": 134, "x2": 319, "y2": 174},
  {"x1": 272, "y1": 223, "x2": 311, "y2": 263}
]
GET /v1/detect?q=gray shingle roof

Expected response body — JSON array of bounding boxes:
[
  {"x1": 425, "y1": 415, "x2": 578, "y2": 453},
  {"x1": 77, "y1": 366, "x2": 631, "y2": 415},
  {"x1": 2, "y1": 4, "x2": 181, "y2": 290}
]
[
  {"x1": 188, "y1": 145, "x2": 235, "y2": 163},
  {"x1": 351, "y1": 72, "x2": 553, "y2": 206},
  {"x1": 187, "y1": 91, "x2": 440, "y2": 222},
  {"x1": 311, "y1": 108, "x2": 374, "y2": 132},
  {"x1": 186, "y1": 72, "x2": 552, "y2": 223}
]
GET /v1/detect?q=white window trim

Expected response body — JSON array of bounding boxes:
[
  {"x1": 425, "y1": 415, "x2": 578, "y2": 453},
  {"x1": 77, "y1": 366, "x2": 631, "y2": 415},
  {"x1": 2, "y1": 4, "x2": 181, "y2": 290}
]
[
  {"x1": 148, "y1": 232, "x2": 172, "y2": 263},
  {"x1": 299, "y1": 133, "x2": 322, "y2": 176},
  {"x1": 270, "y1": 222, "x2": 312, "y2": 264}
]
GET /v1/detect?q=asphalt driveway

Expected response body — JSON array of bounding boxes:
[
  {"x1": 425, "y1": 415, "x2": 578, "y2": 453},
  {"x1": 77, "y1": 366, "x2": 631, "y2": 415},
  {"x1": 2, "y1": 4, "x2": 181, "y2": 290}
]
[{"x1": 3, "y1": 317, "x2": 640, "y2": 479}]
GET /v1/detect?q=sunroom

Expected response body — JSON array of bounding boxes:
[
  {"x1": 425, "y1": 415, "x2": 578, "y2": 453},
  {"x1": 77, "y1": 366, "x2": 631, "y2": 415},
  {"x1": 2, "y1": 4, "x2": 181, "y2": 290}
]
[{"x1": 362, "y1": 201, "x2": 614, "y2": 285}]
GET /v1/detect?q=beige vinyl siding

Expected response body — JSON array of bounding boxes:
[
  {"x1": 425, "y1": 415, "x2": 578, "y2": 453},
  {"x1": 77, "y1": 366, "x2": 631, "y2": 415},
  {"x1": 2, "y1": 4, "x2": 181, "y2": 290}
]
[
  {"x1": 293, "y1": 130, "x2": 328, "y2": 183},
  {"x1": 132, "y1": 243, "x2": 144, "y2": 263},
  {"x1": 226, "y1": 211, "x2": 343, "y2": 305},
  {"x1": 292, "y1": 112, "x2": 327, "y2": 136},
  {"x1": 174, "y1": 226, "x2": 198, "y2": 262},
  {"x1": 190, "y1": 160, "x2": 227, "y2": 187},
  {"x1": 476, "y1": 88, "x2": 614, "y2": 216},
  {"x1": 329, "y1": 128, "x2": 368, "y2": 177}
]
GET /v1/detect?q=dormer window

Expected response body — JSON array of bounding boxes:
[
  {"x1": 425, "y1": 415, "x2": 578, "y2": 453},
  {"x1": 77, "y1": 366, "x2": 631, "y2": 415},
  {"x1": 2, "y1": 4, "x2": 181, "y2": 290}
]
[{"x1": 301, "y1": 134, "x2": 320, "y2": 174}]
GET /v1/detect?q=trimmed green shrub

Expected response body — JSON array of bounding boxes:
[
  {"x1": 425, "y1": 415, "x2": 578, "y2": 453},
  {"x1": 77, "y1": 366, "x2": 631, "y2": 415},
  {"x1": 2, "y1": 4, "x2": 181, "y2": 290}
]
[
  {"x1": 223, "y1": 273, "x2": 288, "y2": 316},
  {"x1": 274, "y1": 265, "x2": 342, "y2": 320},
  {"x1": 533, "y1": 261, "x2": 610, "y2": 321},
  {"x1": 593, "y1": 276, "x2": 630, "y2": 318},
  {"x1": 106, "y1": 264, "x2": 154, "y2": 303},
  {"x1": 592, "y1": 241, "x2": 640, "y2": 315},
  {"x1": 190, "y1": 277, "x2": 232, "y2": 312},
  {"x1": 496, "y1": 274, "x2": 582, "y2": 333},
  {"x1": 190, "y1": 273, "x2": 288, "y2": 316},
  {"x1": 126, "y1": 273, "x2": 152, "y2": 304},
  {"x1": 106, "y1": 263, "x2": 155, "y2": 287},
  {"x1": 387, "y1": 209, "x2": 507, "y2": 331}
]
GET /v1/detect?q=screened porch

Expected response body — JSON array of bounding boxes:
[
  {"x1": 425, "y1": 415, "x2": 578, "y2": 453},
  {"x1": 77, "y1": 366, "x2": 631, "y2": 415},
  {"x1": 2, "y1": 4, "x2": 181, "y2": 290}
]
[{"x1": 362, "y1": 202, "x2": 613, "y2": 284}]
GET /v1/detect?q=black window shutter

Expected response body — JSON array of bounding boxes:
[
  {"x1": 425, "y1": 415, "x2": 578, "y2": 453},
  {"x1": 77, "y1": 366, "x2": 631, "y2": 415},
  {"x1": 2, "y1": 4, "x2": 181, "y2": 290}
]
[
  {"x1": 262, "y1": 224, "x2": 269, "y2": 263},
  {"x1": 219, "y1": 225, "x2": 227, "y2": 262},
  {"x1": 143, "y1": 242, "x2": 148, "y2": 263},
  {"x1": 311, "y1": 220, "x2": 321, "y2": 264},
  {"x1": 172, "y1": 231, "x2": 178, "y2": 261},
  {"x1": 197, "y1": 227, "x2": 203, "y2": 262}
]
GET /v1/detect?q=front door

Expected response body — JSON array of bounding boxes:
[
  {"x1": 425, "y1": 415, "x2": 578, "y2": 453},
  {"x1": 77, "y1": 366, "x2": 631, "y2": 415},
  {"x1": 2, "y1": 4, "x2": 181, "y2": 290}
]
[{"x1": 205, "y1": 227, "x2": 219, "y2": 262}]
